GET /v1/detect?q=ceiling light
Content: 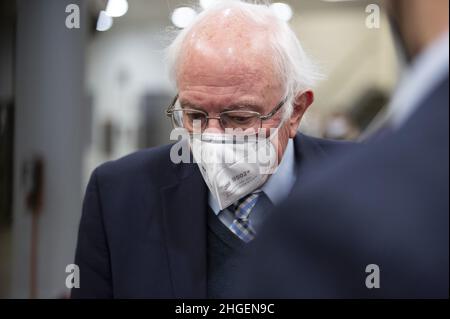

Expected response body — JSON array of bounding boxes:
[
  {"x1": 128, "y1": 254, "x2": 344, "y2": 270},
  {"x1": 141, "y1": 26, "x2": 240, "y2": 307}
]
[
  {"x1": 270, "y1": 2, "x2": 293, "y2": 22},
  {"x1": 171, "y1": 7, "x2": 198, "y2": 29},
  {"x1": 105, "y1": 0, "x2": 128, "y2": 18},
  {"x1": 96, "y1": 10, "x2": 113, "y2": 31}
]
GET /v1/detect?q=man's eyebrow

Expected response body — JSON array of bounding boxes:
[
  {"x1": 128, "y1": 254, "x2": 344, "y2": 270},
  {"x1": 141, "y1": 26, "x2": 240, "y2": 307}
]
[
  {"x1": 179, "y1": 101, "x2": 203, "y2": 110},
  {"x1": 223, "y1": 102, "x2": 263, "y2": 111},
  {"x1": 179, "y1": 100, "x2": 263, "y2": 112}
]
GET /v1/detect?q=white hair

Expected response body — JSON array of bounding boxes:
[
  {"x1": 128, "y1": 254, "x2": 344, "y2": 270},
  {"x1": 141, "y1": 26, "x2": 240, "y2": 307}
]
[{"x1": 165, "y1": 0, "x2": 322, "y2": 120}]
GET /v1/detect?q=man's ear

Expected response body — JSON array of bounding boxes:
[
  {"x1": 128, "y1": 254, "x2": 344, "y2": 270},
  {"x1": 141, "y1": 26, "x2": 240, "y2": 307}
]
[{"x1": 288, "y1": 90, "x2": 314, "y2": 138}]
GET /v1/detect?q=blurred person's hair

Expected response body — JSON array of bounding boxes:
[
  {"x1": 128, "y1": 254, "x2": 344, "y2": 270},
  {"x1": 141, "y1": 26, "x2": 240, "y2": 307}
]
[{"x1": 165, "y1": 0, "x2": 322, "y2": 120}]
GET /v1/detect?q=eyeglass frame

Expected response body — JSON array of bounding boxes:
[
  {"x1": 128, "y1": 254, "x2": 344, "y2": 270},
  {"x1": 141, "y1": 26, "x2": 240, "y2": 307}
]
[{"x1": 165, "y1": 93, "x2": 287, "y2": 130}]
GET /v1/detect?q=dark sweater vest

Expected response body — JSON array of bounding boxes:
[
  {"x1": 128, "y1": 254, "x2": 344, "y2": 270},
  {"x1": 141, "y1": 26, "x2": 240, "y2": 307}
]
[{"x1": 207, "y1": 207, "x2": 247, "y2": 299}]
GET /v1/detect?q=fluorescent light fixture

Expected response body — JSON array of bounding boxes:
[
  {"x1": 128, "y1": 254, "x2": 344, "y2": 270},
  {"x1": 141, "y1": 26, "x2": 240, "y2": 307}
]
[
  {"x1": 105, "y1": 0, "x2": 129, "y2": 18},
  {"x1": 270, "y1": 3, "x2": 293, "y2": 22},
  {"x1": 96, "y1": 10, "x2": 113, "y2": 31},
  {"x1": 171, "y1": 7, "x2": 198, "y2": 29},
  {"x1": 200, "y1": 0, "x2": 221, "y2": 10}
]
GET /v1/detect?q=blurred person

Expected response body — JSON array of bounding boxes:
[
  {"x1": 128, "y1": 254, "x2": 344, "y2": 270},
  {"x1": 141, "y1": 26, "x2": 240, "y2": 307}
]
[
  {"x1": 71, "y1": 1, "x2": 352, "y2": 298},
  {"x1": 238, "y1": 0, "x2": 449, "y2": 298}
]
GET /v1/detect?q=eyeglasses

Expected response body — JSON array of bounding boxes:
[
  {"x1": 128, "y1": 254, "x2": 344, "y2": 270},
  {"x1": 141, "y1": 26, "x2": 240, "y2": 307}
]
[{"x1": 166, "y1": 94, "x2": 286, "y2": 131}]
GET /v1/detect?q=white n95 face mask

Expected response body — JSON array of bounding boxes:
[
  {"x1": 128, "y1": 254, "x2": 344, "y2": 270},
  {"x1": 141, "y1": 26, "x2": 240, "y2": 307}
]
[{"x1": 189, "y1": 129, "x2": 280, "y2": 210}]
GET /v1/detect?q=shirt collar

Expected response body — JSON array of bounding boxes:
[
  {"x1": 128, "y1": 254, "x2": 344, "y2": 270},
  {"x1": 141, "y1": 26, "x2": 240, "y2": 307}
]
[{"x1": 208, "y1": 138, "x2": 297, "y2": 215}]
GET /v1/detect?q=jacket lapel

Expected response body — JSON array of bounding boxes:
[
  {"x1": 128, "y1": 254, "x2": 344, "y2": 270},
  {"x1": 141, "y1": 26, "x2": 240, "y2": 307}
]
[{"x1": 161, "y1": 162, "x2": 208, "y2": 298}]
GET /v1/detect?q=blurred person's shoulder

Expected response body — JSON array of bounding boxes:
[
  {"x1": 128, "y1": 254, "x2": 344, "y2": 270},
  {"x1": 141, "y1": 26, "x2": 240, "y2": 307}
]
[{"x1": 292, "y1": 87, "x2": 449, "y2": 207}]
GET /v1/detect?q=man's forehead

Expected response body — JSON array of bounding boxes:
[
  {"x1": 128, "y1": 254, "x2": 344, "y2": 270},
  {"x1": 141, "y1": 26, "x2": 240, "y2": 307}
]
[
  {"x1": 184, "y1": 11, "x2": 272, "y2": 53},
  {"x1": 178, "y1": 7, "x2": 274, "y2": 65},
  {"x1": 177, "y1": 30, "x2": 277, "y2": 88},
  {"x1": 176, "y1": 57, "x2": 279, "y2": 100}
]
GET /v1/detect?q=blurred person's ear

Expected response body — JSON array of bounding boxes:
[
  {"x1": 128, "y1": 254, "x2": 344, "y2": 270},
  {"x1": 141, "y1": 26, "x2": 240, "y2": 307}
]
[
  {"x1": 384, "y1": 0, "x2": 449, "y2": 62},
  {"x1": 383, "y1": 0, "x2": 413, "y2": 64},
  {"x1": 288, "y1": 90, "x2": 314, "y2": 138}
]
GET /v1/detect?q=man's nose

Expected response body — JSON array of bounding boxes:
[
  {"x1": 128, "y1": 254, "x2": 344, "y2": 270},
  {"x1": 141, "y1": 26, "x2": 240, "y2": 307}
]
[{"x1": 204, "y1": 117, "x2": 224, "y2": 133}]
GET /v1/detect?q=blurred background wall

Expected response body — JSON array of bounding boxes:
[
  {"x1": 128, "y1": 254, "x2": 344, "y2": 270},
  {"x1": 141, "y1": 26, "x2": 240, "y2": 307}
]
[
  {"x1": 9, "y1": 0, "x2": 86, "y2": 298},
  {"x1": 0, "y1": 0, "x2": 398, "y2": 298}
]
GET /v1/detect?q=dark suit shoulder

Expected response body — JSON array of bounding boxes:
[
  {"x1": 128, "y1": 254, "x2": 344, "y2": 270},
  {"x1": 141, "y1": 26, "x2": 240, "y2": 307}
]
[
  {"x1": 93, "y1": 143, "x2": 177, "y2": 186},
  {"x1": 301, "y1": 133, "x2": 355, "y2": 149},
  {"x1": 294, "y1": 133, "x2": 357, "y2": 161}
]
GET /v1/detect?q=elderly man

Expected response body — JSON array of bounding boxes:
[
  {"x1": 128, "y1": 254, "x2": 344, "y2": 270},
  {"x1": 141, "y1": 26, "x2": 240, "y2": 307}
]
[{"x1": 72, "y1": 1, "x2": 350, "y2": 298}]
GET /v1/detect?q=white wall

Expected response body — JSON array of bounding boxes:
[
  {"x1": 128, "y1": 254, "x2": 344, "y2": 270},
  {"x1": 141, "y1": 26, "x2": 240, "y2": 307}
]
[{"x1": 84, "y1": 23, "x2": 174, "y2": 184}]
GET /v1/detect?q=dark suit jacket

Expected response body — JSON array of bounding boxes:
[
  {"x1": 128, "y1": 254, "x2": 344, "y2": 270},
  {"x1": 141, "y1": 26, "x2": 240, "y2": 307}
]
[
  {"x1": 71, "y1": 133, "x2": 351, "y2": 298},
  {"x1": 239, "y1": 78, "x2": 449, "y2": 298}
]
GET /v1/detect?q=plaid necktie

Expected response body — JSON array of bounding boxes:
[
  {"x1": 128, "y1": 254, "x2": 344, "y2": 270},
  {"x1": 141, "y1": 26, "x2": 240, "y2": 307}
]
[{"x1": 229, "y1": 191, "x2": 261, "y2": 243}]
